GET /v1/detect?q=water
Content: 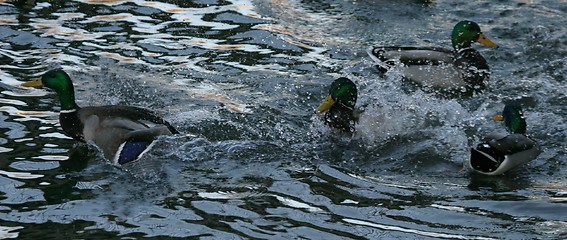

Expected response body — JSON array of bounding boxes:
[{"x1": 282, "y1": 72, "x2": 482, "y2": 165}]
[{"x1": 1, "y1": 0, "x2": 566, "y2": 239}]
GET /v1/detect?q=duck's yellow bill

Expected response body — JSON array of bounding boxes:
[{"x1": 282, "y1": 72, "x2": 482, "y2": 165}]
[
  {"x1": 21, "y1": 78, "x2": 43, "y2": 87},
  {"x1": 477, "y1": 33, "x2": 498, "y2": 48},
  {"x1": 492, "y1": 114, "x2": 504, "y2": 121},
  {"x1": 316, "y1": 95, "x2": 335, "y2": 113}
]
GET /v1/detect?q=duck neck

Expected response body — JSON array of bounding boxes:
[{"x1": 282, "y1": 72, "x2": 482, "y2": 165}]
[
  {"x1": 456, "y1": 46, "x2": 473, "y2": 54},
  {"x1": 337, "y1": 102, "x2": 354, "y2": 111},
  {"x1": 453, "y1": 42, "x2": 472, "y2": 52},
  {"x1": 57, "y1": 89, "x2": 79, "y2": 111}
]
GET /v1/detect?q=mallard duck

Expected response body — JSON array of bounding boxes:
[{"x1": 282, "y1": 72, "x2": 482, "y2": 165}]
[
  {"x1": 316, "y1": 77, "x2": 358, "y2": 133},
  {"x1": 21, "y1": 69, "x2": 179, "y2": 165},
  {"x1": 367, "y1": 20, "x2": 498, "y2": 92},
  {"x1": 469, "y1": 104, "x2": 540, "y2": 175}
]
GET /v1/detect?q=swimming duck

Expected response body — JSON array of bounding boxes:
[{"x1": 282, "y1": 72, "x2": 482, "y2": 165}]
[
  {"x1": 21, "y1": 69, "x2": 179, "y2": 165},
  {"x1": 469, "y1": 104, "x2": 540, "y2": 175},
  {"x1": 316, "y1": 77, "x2": 358, "y2": 133},
  {"x1": 367, "y1": 20, "x2": 498, "y2": 92}
]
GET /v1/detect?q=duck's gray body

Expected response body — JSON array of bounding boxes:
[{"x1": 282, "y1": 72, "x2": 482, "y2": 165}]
[
  {"x1": 61, "y1": 105, "x2": 178, "y2": 164},
  {"x1": 367, "y1": 46, "x2": 489, "y2": 91}
]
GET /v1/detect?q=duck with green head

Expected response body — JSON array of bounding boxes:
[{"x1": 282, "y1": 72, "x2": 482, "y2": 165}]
[
  {"x1": 469, "y1": 104, "x2": 540, "y2": 175},
  {"x1": 367, "y1": 20, "x2": 498, "y2": 93},
  {"x1": 316, "y1": 77, "x2": 358, "y2": 133},
  {"x1": 22, "y1": 69, "x2": 179, "y2": 165}
]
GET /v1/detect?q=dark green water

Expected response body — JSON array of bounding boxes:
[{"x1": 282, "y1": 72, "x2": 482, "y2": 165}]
[{"x1": 0, "y1": 0, "x2": 566, "y2": 239}]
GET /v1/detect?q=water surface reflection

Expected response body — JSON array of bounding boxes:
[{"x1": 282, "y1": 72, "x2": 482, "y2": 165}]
[{"x1": 0, "y1": 0, "x2": 566, "y2": 239}]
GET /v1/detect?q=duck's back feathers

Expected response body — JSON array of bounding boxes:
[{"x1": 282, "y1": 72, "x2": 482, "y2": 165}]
[
  {"x1": 79, "y1": 105, "x2": 179, "y2": 134},
  {"x1": 482, "y1": 132, "x2": 536, "y2": 154},
  {"x1": 368, "y1": 46, "x2": 454, "y2": 71}
]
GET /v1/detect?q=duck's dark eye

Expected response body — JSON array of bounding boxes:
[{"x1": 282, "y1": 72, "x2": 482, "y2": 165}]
[{"x1": 47, "y1": 73, "x2": 56, "y2": 78}]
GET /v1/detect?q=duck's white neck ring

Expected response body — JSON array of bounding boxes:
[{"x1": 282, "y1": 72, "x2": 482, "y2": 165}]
[
  {"x1": 338, "y1": 102, "x2": 354, "y2": 111},
  {"x1": 457, "y1": 47, "x2": 473, "y2": 54},
  {"x1": 60, "y1": 109, "x2": 78, "y2": 114}
]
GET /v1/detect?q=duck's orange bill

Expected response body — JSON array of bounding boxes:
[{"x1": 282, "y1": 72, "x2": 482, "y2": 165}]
[
  {"x1": 316, "y1": 95, "x2": 335, "y2": 114},
  {"x1": 477, "y1": 33, "x2": 498, "y2": 48},
  {"x1": 492, "y1": 114, "x2": 504, "y2": 121},
  {"x1": 21, "y1": 78, "x2": 43, "y2": 87}
]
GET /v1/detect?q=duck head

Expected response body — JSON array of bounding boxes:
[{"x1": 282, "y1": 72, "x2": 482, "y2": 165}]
[
  {"x1": 494, "y1": 104, "x2": 527, "y2": 134},
  {"x1": 316, "y1": 77, "x2": 358, "y2": 133},
  {"x1": 451, "y1": 21, "x2": 498, "y2": 50},
  {"x1": 317, "y1": 77, "x2": 357, "y2": 113},
  {"x1": 22, "y1": 69, "x2": 78, "y2": 110}
]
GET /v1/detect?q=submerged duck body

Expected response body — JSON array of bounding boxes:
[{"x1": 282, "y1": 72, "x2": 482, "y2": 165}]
[
  {"x1": 316, "y1": 77, "x2": 358, "y2": 133},
  {"x1": 367, "y1": 21, "x2": 497, "y2": 92},
  {"x1": 22, "y1": 69, "x2": 179, "y2": 165},
  {"x1": 469, "y1": 104, "x2": 540, "y2": 175}
]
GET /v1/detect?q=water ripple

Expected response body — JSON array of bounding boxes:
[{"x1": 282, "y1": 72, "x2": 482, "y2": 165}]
[{"x1": 0, "y1": 0, "x2": 565, "y2": 239}]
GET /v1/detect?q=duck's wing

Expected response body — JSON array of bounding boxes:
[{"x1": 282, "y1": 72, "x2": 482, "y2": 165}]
[
  {"x1": 76, "y1": 106, "x2": 179, "y2": 163},
  {"x1": 486, "y1": 133, "x2": 537, "y2": 154},
  {"x1": 79, "y1": 105, "x2": 179, "y2": 134},
  {"x1": 367, "y1": 46, "x2": 454, "y2": 71},
  {"x1": 113, "y1": 127, "x2": 173, "y2": 165},
  {"x1": 368, "y1": 46, "x2": 469, "y2": 89}
]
